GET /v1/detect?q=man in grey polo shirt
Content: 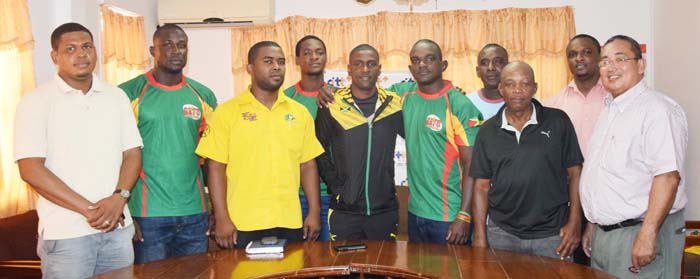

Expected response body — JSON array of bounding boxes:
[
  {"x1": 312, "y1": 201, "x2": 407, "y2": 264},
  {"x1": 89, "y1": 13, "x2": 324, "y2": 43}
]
[
  {"x1": 14, "y1": 23, "x2": 142, "y2": 278},
  {"x1": 580, "y1": 35, "x2": 688, "y2": 279}
]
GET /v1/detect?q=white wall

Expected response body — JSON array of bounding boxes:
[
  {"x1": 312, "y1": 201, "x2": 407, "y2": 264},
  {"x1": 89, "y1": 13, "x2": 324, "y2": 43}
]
[
  {"x1": 182, "y1": 27, "x2": 234, "y2": 102},
  {"x1": 28, "y1": 0, "x2": 71, "y2": 85},
  {"x1": 653, "y1": 0, "x2": 700, "y2": 220}
]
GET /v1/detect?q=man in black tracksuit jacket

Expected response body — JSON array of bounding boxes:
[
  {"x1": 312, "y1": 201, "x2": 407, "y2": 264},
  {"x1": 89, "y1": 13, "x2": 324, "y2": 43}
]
[{"x1": 315, "y1": 44, "x2": 404, "y2": 240}]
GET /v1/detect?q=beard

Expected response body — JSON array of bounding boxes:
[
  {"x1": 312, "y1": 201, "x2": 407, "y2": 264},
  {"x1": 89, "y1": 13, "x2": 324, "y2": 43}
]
[{"x1": 256, "y1": 76, "x2": 285, "y2": 92}]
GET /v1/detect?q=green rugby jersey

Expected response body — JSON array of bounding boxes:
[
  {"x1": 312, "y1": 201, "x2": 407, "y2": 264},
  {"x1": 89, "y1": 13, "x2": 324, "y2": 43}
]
[
  {"x1": 284, "y1": 82, "x2": 328, "y2": 197},
  {"x1": 389, "y1": 81, "x2": 482, "y2": 222},
  {"x1": 119, "y1": 71, "x2": 217, "y2": 217}
]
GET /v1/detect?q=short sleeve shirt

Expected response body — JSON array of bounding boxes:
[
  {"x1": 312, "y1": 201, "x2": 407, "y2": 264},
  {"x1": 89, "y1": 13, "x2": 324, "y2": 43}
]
[
  {"x1": 195, "y1": 87, "x2": 323, "y2": 231},
  {"x1": 469, "y1": 99, "x2": 583, "y2": 239},
  {"x1": 14, "y1": 74, "x2": 143, "y2": 240},
  {"x1": 389, "y1": 81, "x2": 483, "y2": 222},
  {"x1": 119, "y1": 71, "x2": 217, "y2": 217}
]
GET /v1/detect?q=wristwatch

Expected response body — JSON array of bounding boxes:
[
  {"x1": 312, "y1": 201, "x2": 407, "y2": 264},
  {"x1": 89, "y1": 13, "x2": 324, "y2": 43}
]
[{"x1": 113, "y1": 188, "x2": 130, "y2": 199}]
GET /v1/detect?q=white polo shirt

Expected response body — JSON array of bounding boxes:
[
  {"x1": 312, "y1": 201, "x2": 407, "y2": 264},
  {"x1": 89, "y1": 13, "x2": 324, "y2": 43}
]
[
  {"x1": 14, "y1": 74, "x2": 143, "y2": 240},
  {"x1": 580, "y1": 82, "x2": 688, "y2": 225}
]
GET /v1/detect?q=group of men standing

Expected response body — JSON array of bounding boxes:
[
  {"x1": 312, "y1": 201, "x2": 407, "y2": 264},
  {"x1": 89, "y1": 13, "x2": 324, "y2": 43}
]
[{"x1": 13, "y1": 21, "x2": 688, "y2": 279}]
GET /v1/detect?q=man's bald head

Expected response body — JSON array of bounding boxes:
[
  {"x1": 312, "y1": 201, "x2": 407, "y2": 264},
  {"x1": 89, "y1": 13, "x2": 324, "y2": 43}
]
[{"x1": 500, "y1": 61, "x2": 535, "y2": 81}]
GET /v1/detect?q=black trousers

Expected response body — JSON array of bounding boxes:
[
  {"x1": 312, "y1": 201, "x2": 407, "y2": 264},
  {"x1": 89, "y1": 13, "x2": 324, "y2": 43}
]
[{"x1": 329, "y1": 209, "x2": 398, "y2": 241}]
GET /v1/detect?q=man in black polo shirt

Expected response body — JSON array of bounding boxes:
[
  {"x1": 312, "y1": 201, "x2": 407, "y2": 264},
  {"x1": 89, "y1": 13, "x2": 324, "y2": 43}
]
[{"x1": 470, "y1": 61, "x2": 584, "y2": 261}]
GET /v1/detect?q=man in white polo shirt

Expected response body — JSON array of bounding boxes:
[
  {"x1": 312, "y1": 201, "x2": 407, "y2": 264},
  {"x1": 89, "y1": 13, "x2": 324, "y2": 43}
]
[{"x1": 14, "y1": 22, "x2": 143, "y2": 278}]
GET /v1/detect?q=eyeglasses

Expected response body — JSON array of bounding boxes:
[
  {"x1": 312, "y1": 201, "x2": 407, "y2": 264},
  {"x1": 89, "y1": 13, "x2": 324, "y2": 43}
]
[{"x1": 598, "y1": 56, "x2": 640, "y2": 68}]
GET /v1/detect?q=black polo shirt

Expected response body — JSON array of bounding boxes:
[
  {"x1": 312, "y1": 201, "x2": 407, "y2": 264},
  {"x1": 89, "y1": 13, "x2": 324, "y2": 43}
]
[{"x1": 470, "y1": 99, "x2": 583, "y2": 239}]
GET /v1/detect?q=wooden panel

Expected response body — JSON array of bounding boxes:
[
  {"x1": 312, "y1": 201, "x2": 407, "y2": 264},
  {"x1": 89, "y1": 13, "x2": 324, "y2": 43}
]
[{"x1": 0, "y1": 260, "x2": 41, "y2": 279}]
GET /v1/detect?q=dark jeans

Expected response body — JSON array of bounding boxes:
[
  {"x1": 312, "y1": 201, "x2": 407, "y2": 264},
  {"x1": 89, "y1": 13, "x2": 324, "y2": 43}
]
[
  {"x1": 300, "y1": 194, "x2": 331, "y2": 241},
  {"x1": 407, "y1": 212, "x2": 452, "y2": 244},
  {"x1": 133, "y1": 213, "x2": 208, "y2": 264},
  {"x1": 234, "y1": 227, "x2": 304, "y2": 249}
]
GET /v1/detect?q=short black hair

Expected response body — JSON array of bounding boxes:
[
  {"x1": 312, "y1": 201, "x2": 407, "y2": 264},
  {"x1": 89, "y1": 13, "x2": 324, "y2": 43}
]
[
  {"x1": 349, "y1": 44, "x2": 379, "y2": 59},
  {"x1": 604, "y1": 35, "x2": 643, "y2": 59},
  {"x1": 248, "y1": 41, "x2": 282, "y2": 64},
  {"x1": 570, "y1": 34, "x2": 601, "y2": 54},
  {"x1": 412, "y1": 39, "x2": 443, "y2": 60},
  {"x1": 51, "y1": 22, "x2": 93, "y2": 50},
  {"x1": 153, "y1": 24, "x2": 186, "y2": 42},
  {"x1": 480, "y1": 43, "x2": 509, "y2": 60},
  {"x1": 295, "y1": 35, "x2": 326, "y2": 57}
]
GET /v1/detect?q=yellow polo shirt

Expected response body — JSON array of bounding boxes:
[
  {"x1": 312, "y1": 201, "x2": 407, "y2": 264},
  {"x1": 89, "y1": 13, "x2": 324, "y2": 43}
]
[{"x1": 195, "y1": 87, "x2": 323, "y2": 231}]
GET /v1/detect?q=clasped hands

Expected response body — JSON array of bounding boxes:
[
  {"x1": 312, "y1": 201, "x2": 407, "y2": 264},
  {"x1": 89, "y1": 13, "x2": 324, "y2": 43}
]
[{"x1": 84, "y1": 194, "x2": 128, "y2": 233}]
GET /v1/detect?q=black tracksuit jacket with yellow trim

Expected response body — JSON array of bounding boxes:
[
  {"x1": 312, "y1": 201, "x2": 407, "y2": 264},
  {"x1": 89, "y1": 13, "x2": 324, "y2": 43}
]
[{"x1": 315, "y1": 87, "x2": 404, "y2": 215}]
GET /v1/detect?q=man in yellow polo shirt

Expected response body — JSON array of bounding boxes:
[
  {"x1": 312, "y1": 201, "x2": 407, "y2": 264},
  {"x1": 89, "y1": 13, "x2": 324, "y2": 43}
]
[{"x1": 196, "y1": 41, "x2": 323, "y2": 249}]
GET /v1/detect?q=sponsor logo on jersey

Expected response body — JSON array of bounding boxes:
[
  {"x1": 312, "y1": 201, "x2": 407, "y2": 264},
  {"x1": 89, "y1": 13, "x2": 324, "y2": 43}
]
[
  {"x1": 425, "y1": 114, "x2": 443, "y2": 131},
  {"x1": 242, "y1": 112, "x2": 257, "y2": 122},
  {"x1": 182, "y1": 104, "x2": 201, "y2": 120}
]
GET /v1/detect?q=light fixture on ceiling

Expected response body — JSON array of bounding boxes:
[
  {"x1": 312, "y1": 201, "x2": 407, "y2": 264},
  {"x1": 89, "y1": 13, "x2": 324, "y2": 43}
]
[{"x1": 394, "y1": 0, "x2": 431, "y2": 11}]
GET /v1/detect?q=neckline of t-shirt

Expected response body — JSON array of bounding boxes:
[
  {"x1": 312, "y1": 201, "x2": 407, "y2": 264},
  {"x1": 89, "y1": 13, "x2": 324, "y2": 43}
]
[
  {"x1": 478, "y1": 89, "x2": 504, "y2": 104},
  {"x1": 146, "y1": 70, "x2": 186, "y2": 90}
]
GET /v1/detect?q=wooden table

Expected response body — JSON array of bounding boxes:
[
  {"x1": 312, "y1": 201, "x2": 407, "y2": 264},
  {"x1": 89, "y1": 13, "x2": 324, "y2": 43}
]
[{"x1": 92, "y1": 240, "x2": 615, "y2": 279}]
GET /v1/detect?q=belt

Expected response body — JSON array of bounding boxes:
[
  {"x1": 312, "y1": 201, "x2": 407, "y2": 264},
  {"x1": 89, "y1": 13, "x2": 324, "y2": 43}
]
[{"x1": 599, "y1": 219, "x2": 643, "y2": 232}]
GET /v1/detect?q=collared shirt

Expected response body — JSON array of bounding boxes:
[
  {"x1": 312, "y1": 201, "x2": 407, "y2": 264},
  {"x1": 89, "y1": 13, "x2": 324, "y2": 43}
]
[
  {"x1": 545, "y1": 79, "x2": 607, "y2": 155},
  {"x1": 467, "y1": 89, "x2": 504, "y2": 120},
  {"x1": 580, "y1": 82, "x2": 688, "y2": 225},
  {"x1": 470, "y1": 99, "x2": 583, "y2": 239},
  {"x1": 14, "y1": 74, "x2": 143, "y2": 240},
  {"x1": 195, "y1": 87, "x2": 323, "y2": 231},
  {"x1": 500, "y1": 103, "x2": 538, "y2": 143}
]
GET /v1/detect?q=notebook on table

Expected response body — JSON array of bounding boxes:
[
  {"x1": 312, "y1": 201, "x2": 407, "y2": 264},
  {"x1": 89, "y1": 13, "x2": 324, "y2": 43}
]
[{"x1": 245, "y1": 238, "x2": 287, "y2": 254}]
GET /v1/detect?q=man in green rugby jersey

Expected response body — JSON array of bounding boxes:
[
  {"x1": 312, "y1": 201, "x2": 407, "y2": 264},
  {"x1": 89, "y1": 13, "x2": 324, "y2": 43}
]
[{"x1": 119, "y1": 24, "x2": 217, "y2": 263}]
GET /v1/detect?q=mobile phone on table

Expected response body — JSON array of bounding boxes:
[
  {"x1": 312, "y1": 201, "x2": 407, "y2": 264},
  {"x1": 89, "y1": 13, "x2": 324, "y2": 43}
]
[{"x1": 334, "y1": 243, "x2": 367, "y2": 251}]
